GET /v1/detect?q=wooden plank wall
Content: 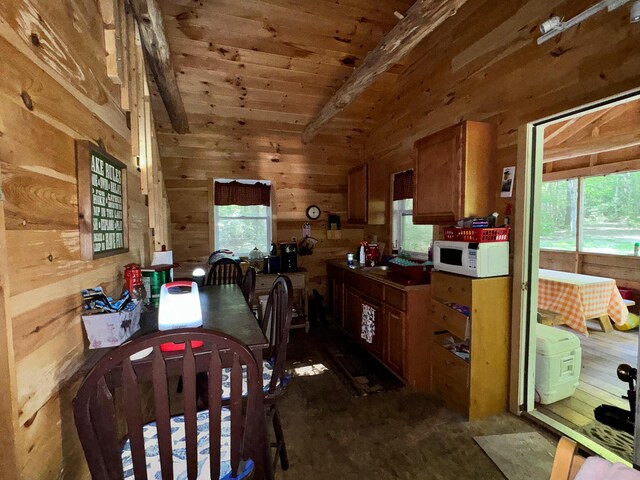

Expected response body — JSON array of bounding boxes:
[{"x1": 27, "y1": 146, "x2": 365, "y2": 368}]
[
  {"x1": 360, "y1": 0, "x2": 640, "y2": 262},
  {"x1": 164, "y1": 138, "x2": 365, "y2": 295},
  {"x1": 0, "y1": 1, "x2": 170, "y2": 478}
]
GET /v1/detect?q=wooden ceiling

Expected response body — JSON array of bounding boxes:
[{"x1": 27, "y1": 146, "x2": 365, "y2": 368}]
[
  {"x1": 543, "y1": 98, "x2": 640, "y2": 172},
  {"x1": 150, "y1": 0, "x2": 415, "y2": 167}
]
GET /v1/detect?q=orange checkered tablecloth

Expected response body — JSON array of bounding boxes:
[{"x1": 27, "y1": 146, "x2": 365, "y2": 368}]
[{"x1": 538, "y1": 269, "x2": 628, "y2": 335}]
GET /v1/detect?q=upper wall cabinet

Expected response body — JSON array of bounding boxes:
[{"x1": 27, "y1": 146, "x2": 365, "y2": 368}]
[
  {"x1": 413, "y1": 121, "x2": 496, "y2": 225},
  {"x1": 347, "y1": 163, "x2": 368, "y2": 224}
]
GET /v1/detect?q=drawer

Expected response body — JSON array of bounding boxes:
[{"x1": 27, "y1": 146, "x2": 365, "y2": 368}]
[
  {"x1": 431, "y1": 340, "x2": 469, "y2": 388},
  {"x1": 431, "y1": 300, "x2": 469, "y2": 340},
  {"x1": 431, "y1": 339, "x2": 469, "y2": 407},
  {"x1": 256, "y1": 273, "x2": 305, "y2": 292},
  {"x1": 384, "y1": 286, "x2": 406, "y2": 311},
  {"x1": 256, "y1": 274, "x2": 278, "y2": 291},
  {"x1": 352, "y1": 275, "x2": 384, "y2": 299},
  {"x1": 431, "y1": 271, "x2": 472, "y2": 306}
]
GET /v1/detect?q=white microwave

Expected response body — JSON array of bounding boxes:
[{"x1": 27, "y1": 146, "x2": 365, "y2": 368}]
[{"x1": 433, "y1": 240, "x2": 509, "y2": 278}]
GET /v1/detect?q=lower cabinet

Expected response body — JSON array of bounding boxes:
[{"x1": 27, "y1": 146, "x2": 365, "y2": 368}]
[
  {"x1": 383, "y1": 305, "x2": 405, "y2": 377},
  {"x1": 328, "y1": 262, "x2": 428, "y2": 389}
]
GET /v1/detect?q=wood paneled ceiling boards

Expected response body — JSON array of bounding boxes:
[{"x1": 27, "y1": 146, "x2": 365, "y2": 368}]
[
  {"x1": 130, "y1": 0, "x2": 189, "y2": 133},
  {"x1": 302, "y1": 0, "x2": 467, "y2": 143}
]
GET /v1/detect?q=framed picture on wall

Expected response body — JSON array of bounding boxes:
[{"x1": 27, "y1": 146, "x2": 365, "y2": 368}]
[
  {"x1": 501, "y1": 166, "x2": 515, "y2": 198},
  {"x1": 76, "y1": 140, "x2": 129, "y2": 260}
]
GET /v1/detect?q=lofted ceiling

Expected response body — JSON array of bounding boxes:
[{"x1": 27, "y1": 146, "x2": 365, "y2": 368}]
[
  {"x1": 543, "y1": 98, "x2": 640, "y2": 171},
  {"x1": 149, "y1": 0, "x2": 414, "y2": 169}
]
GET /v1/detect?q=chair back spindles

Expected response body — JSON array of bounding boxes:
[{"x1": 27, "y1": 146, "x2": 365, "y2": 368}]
[
  {"x1": 261, "y1": 276, "x2": 293, "y2": 395},
  {"x1": 92, "y1": 377, "x2": 122, "y2": 480},
  {"x1": 150, "y1": 346, "x2": 173, "y2": 480},
  {"x1": 206, "y1": 258, "x2": 243, "y2": 286},
  {"x1": 241, "y1": 267, "x2": 256, "y2": 306},
  {"x1": 120, "y1": 359, "x2": 147, "y2": 480},
  {"x1": 182, "y1": 341, "x2": 198, "y2": 480},
  {"x1": 74, "y1": 329, "x2": 265, "y2": 480},
  {"x1": 208, "y1": 346, "x2": 222, "y2": 480}
]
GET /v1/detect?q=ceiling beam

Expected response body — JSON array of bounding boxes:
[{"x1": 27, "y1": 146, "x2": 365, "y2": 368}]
[
  {"x1": 129, "y1": 0, "x2": 189, "y2": 134},
  {"x1": 301, "y1": 0, "x2": 466, "y2": 144},
  {"x1": 544, "y1": 127, "x2": 640, "y2": 162}
]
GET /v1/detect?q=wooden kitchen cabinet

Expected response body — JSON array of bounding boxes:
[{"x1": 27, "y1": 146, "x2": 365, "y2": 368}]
[
  {"x1": 347, "y1": 163, "x2": 368, "y2": 224},
  {"x1": 345, "y1": 286, "x2": 362, "y2": 339},
  {"x1": 383, "y1": 305, "x2": 405, "y2": 377},
  {"x1": 430, "y1": 271, "x2": 511, "y2": 420},
  {"x1": 413, "y1": 121, "x2": 496, "y2": 225},
  {"x1": 326, "y1": 260, "x2": 430, "y2": 391}
]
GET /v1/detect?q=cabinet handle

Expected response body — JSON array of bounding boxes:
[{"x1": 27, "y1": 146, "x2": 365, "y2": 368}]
[{"x1": 447, "y1": 287, "x2": 453, "y2": 293}]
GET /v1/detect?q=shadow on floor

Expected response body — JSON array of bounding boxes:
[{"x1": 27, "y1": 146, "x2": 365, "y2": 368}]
[{"x1": 277, "y1": 325, "x2": 552, "y2": 479}]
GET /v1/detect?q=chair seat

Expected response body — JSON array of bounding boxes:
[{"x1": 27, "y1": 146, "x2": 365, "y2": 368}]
[
  {"x1": 121, "y1": 408, "x2": 254, "y2": 480},
  {"x1": 221, "y1": 360, "x2": 290, "y2": 399}
]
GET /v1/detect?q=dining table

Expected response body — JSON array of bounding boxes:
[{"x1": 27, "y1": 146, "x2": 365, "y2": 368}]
[
  {"x1": 136, "y1": 283, "x2": 271, "y2": 479},
  {"x1": 538, "y1": 269, "x2": 628, "y2": 335}
]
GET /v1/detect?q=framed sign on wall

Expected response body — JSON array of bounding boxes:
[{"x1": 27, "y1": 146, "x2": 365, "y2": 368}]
[{"x1": 76, "y1": 141, "x2": 129, "y2": 260}]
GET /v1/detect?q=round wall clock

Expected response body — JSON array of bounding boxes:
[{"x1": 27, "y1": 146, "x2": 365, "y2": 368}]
[{"x1": 306, "y1": 205, "x2": 321, "y2": 220}]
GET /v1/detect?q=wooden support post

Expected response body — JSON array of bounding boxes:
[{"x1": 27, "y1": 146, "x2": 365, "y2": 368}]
[
  {"x1": 129, "y1": 0, "x2": 189, "y2": 134},
  {"x1": 301, "y1": 0, "x2": 466, "y2": 143}
]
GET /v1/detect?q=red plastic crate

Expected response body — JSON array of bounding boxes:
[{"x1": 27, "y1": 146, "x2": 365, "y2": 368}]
[{"x1": 443, "y1": 227, "x2": 510, "y2": 242}]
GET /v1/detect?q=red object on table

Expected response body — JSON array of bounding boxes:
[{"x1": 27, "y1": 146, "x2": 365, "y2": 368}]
[{"x1": 160, "y1": 340, "x2": 204, "y2": 352}]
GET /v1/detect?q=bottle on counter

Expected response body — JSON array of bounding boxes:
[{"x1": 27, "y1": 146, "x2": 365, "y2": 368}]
[
  {"x1": 358, "y1": 241, "x2": 366, "y2": 265},
  {"x1": 634, "y1": 242, "x2": 639, "y2": 256}
]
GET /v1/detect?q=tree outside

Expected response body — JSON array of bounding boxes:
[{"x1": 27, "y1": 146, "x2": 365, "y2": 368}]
[{"x1": 540, "y1": 171, "x2": 640, "y2": 254}]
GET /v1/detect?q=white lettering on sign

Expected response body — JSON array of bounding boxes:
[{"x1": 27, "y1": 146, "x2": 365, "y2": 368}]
[{"x1": 90, "y1": 152, "x2": 125, "y2": 254}]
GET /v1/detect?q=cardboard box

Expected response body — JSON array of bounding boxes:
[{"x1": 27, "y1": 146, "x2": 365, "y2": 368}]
[{"x1": 81, "y1": 301, "x2": 142, "y2": 349}]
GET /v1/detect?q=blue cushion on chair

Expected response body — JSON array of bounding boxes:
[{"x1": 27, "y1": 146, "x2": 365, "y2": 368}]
[
  {"x1": 121, "y1": 408, "x2": 254, "y2": 479},
  {"x1": 221, "y1": 360, "x2": 279, "y2": 399}
]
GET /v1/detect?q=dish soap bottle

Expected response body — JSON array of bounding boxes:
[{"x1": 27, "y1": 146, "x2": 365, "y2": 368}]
[{"x1": 359, "y1": 241, "x2": 366, "y2": 265}]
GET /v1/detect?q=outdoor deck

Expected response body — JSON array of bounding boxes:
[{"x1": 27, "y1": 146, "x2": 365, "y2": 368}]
[{"x1": 536, "y1": 320, "x2": 637, "y2": 435}]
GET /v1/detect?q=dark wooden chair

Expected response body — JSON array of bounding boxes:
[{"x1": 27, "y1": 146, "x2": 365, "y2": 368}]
[
  {"x1": 260, "y1": 276, "x2": 294, "y2": 473},
  {"x1": 73, "y1": 328, "x2": 267, "y2": 480},
  {"x1": 206, "y1": 258, "x2": 243, "y2": 286},
  {"x1": 242, "y1": 267, "x2": 257, "y2": 307}
]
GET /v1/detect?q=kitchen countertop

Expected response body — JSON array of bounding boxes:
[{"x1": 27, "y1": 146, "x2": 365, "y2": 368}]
[{"x1": 327, "y1": 259, "x2": 430, "y2": 291}]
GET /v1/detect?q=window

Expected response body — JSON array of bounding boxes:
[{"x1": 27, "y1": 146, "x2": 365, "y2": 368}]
[
  {"x1": 539, "y1": 179, "x2": 578, "y2": 251},
  {"x1": 213, "y1": 180, "x2": 272, "y2": 256},
  {"x1": 393, "y1": 198, "x2": 433, "y2": 256},
  {"x1": 540, "y1": 171, "x2": 640, "y2": 255}
]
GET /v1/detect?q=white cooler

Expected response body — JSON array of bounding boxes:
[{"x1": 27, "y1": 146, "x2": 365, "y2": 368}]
[{"x1": 535, "y1": 323, "x2": 582, "y2": 405}]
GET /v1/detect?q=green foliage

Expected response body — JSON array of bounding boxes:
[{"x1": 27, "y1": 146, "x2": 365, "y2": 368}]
[
  {"x1": 215, "y1": 205, "x2": 271, "y2": 255},
  {"x1": 540, "y1": 171, "x2": 640, "y2": 254}
]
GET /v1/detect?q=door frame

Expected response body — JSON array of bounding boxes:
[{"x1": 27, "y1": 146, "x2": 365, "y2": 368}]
[{"x1": 510, "y1": 87, "x2": 640, "y2": 465}]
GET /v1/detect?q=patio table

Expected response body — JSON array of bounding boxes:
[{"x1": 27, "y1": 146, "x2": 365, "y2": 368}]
[{"x1": 538, "y1": 269, "x2": 628, "y2": 335}]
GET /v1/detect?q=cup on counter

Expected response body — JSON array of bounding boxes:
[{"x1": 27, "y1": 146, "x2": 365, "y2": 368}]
[{"x1": 347, "y1": 253, "x2": 354, "y2": 266}]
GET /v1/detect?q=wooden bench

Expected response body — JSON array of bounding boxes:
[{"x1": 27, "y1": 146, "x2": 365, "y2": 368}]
[{"x1": 538, "y1": 309, "x2": 564, "y2": 326}]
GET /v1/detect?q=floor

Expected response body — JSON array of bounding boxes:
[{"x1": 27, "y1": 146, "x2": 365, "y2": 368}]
[
  {"x1": 535, "y1": 319, "x2": 637, "y2": 430},
  {"x1": 274, "y1": 326, "x2": 554, "y2": 480}
]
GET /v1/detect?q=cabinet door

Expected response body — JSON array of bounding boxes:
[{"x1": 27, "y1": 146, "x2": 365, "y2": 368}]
[
  {"x1": 333, "y1": 279, "x2": 345, "y2": 327},
  {"x1": 345, "y1": 287, "x2": 362, "y2": 339},
  {"x1": 384, "y1": 305, "x2": 405, "y2": 376},
  {"x1": 347, "y1": 163, "x2": 368, "y2": 224},
  {"x1": 413, "y1": 124, "x2": 464, "y2": 224}
]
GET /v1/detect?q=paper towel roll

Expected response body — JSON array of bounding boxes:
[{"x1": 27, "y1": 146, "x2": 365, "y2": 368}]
[{"x1": 152, "y1": 250, "x2": 174, "y2": 280}]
